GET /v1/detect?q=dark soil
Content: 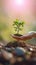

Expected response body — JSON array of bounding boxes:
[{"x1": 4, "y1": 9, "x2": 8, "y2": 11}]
[{"x1": 14, "y1": 34, "x2": 22, "y2": 37}]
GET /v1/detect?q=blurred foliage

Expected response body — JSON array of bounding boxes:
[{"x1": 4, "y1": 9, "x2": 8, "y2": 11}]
[
  {"x1": 31, "y1": 25, "x2": 36, "y2": 31},
  {"x1": 0, "y1": 22, "x2": 7, "y2": 31},
  {"x1": 0, "y1": 22, "x2": 7, "y2": 41}
]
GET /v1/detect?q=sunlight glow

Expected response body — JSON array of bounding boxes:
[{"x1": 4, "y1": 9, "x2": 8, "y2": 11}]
[{"x1": 15, "y1": 0, "x2": 23, "y2": 5}]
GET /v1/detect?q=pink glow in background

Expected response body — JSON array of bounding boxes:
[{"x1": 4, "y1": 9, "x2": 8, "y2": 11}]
[
  {"x1": 0, "y1": 0, "x2": 36, "y2": 25},
  {"x1": 1, "y1": 0, "x2": 36, "y2": 17}
]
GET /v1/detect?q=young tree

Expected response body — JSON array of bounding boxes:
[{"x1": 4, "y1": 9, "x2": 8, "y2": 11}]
[{"x1": 13, "y1": 19, "x2": 25, "y2": 35}]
